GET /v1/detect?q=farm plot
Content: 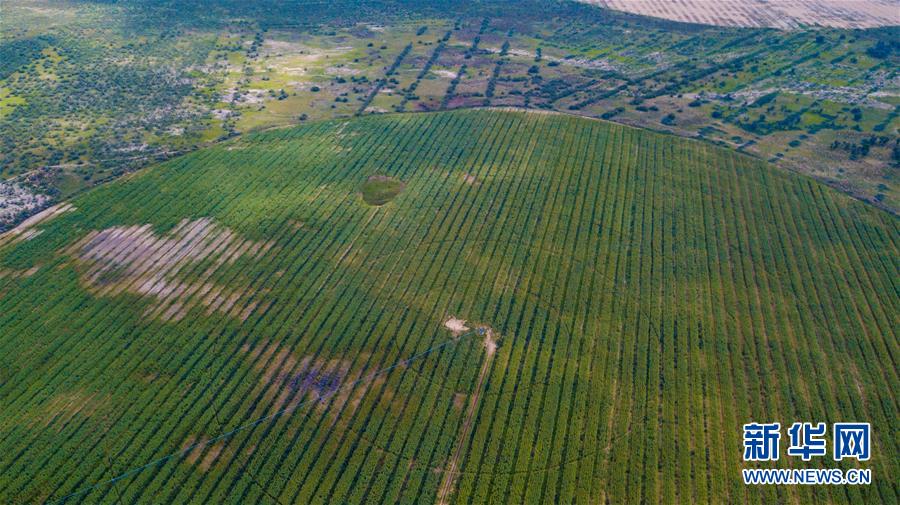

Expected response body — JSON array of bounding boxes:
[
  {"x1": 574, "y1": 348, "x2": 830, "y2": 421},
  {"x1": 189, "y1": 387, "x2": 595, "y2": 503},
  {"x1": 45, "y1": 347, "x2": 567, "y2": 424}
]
[{"x1": 0, "y1": 109, "x2": 896, "y2": 504}]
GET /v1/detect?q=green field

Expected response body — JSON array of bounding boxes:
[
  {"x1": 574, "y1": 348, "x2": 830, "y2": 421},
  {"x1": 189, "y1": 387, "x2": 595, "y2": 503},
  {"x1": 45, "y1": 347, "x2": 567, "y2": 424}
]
[{"x1": 0, "y1": 109, "x2": 896, "y2": 504}]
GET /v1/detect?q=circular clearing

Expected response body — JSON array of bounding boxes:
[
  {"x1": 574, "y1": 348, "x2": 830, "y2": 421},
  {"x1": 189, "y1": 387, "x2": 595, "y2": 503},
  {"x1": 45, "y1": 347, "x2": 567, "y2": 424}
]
[{"x1": 360, "y1": 175, "x2": 405, "y2": 206}]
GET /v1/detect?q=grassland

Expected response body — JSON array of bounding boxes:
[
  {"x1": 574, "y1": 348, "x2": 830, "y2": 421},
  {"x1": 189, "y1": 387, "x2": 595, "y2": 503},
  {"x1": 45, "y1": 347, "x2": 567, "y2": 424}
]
[
  {"x1": 0, "y1": 109, "x2": 896, "y2": 504},
  {"x1": 361, "y1": 175, "x2": 405, "y2": 206}
]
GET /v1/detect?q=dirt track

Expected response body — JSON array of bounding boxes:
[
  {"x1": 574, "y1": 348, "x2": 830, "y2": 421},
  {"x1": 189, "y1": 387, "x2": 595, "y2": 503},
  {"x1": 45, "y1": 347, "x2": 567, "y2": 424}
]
[{"x1": 436, "y1": 329, "x2": 497, "y2": 505}]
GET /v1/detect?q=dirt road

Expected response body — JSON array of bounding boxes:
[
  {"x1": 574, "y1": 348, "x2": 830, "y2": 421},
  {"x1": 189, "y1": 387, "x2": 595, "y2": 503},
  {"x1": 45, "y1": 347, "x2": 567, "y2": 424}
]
[{"x1": 436, "y1": 329, "x2": 497, "y2": 505}]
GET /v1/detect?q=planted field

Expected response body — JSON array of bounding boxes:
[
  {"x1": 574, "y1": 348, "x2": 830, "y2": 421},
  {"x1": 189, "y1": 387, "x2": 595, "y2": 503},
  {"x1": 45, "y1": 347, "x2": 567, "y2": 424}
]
[{"x1": 0, "y1": 109, "x2": 896, "y2": 504}]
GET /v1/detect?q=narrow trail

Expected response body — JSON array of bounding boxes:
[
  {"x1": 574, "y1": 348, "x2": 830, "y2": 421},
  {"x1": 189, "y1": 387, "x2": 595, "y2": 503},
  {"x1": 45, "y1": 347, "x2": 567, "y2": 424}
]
[{"x1": 436, "y1": 328, "x2": 497, "y2": 505}]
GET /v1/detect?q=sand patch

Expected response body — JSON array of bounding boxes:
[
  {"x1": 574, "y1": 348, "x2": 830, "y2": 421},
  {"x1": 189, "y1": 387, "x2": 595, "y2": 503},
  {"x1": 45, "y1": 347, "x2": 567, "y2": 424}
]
[
  {"x1": 201, "y1": 440, "x2": 227, "y2": 470},
  {"x1": 581, "y1": 0, "x2": 899, "y2": 29},
  {"x1": 41, "y1": 390, "x2": 102, "y2": 429},
  {"x1": 326, "y1": 66, "x2": 361, "y2": 76},
  {"x1": 432, "y1": 69, "x2": 457, "y2": 79},
  {"x1": 182, "y1": 435, "x2": 205, "y2": 465},
  {"x1": 444, "y1": 317, "x2": 470, "y2": 335},
  {"x1": 222, "y1": 88, "x2": 266, "y2": 105},
  {"x1": 65, "y1": 217, "x2": 275, "y2": 322},
  {"x1": 478, "y1": 326, "x2": 498, "y2": 356}
]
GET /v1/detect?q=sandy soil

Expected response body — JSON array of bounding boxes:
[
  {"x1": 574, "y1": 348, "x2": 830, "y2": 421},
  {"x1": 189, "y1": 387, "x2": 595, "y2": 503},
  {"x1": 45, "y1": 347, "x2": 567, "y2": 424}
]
[
  {"x1": 432, "y1": 69, "x2": 458, "y2": 79},
  {"x1": 582, "y1": 0, "x2": 900, "y2": 28},
  {"x1": 67, "y1": 217, "x2": 273, "y2": 322},
  {"x1": 2, "y1": 389, "x2": 106, "y2": 432},
  {"x1": 444, "y1": 317, "x2": 471, "y2": 335}
]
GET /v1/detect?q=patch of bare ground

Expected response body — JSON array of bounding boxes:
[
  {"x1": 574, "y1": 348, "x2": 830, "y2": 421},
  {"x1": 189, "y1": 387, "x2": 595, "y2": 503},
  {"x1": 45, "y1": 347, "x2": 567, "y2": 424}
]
[
  {"x1": 0, "y1": 181, "x2": 53, "y2": 230},
  {"x1": 462, "y1": 173, "x2": 478, "y2": 185},
  {"x1": 64, "y1": 217, "x2": 275, "y2": 322},
  {"x1": 436, "y1": 327, "x2": 497, "y2": 505},
  {"x1": 443, "y1": 317, "x2": 470, "y2": 335},
  {"x1": 581, "y1": 0, "x2": 900, "y2": 29}
]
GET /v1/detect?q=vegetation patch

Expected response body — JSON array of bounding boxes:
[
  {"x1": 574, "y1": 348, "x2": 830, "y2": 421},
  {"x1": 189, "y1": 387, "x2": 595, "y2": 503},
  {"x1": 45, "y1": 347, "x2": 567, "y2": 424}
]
[{"x1": 360, "y1": 174, "x2": 405, "y2": 205}]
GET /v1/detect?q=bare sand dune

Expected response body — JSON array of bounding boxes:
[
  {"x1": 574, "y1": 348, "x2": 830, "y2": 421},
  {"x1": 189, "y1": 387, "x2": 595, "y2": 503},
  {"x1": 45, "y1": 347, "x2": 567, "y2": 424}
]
[{"x1": 582, "y1": 0, "x2": 900, "y2": 29}]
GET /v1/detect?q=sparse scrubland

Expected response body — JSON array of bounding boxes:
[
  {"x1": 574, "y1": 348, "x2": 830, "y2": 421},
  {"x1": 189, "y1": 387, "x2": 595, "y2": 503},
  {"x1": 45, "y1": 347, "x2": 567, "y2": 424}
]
[{"x1": 0, "y1": 109, "x2": 896, "y2": 504}]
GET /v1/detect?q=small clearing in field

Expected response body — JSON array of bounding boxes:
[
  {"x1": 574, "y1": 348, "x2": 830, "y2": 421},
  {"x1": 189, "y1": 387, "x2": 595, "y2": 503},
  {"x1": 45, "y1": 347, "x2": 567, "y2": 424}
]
[
  {"x1": 444, "y1": 317, "x2": 470, "y2": 335},
  {"x1": 432, "y1": 69, "x2": 457, "y2": 78},
  {"x1": 452, "y1": 392, "x2": 467, "y2": 411},
  {"x1": 462, "y1": 173, "x2": 477, "y2": 185},
  {"x1": 201, "y1": 441, "x2": 228, "y2": 471},
  {"x1": 482, "y1": 328, "x2": 498, "y2": 356},
  {"x1": 0, "y1": 266, "x2": 40, "y2": 280},
  {"x1": 361, "y1": 175, "x2": 404, "y2": 206},
  {"x1": 326, "y1": 66, "x2": 361, "y2": 76}
]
